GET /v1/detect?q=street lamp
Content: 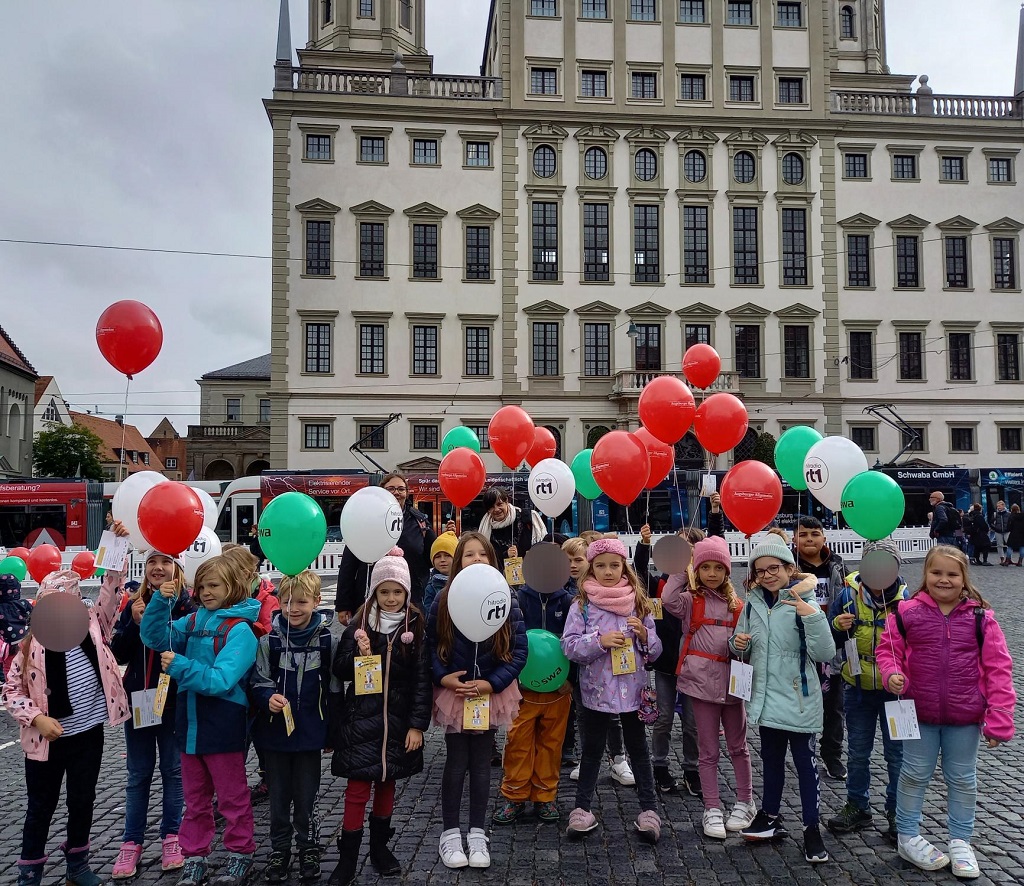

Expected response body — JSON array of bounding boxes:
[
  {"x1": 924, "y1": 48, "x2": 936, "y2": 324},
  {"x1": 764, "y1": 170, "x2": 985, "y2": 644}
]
[{"x1": 627, "y1": 322, "x2": 639, "y2": 377}]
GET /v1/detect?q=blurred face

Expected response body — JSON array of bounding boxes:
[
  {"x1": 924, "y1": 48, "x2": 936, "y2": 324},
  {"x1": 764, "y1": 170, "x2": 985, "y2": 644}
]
[
  {"x1": 795, "y1": 527, "x2": 825, "y2": 559},
  {"x1": 433, "y1": 551, "x2": 453, "y2": 575},
  {"x1": 383, "y1": 478, "x2": 408, "y2": 509},
  {"x1": 925, "y1": 554, "x2": 965, "y2": 608},
  {"x1": 196, "y1": 574, "x2": 230, "y2": 611},
  {"x1": 146, "y1": 555, "x2": 176, "y2": 589},
  {"x1": 487, "y1": 496, "x2": 510, "y2": 522},
  {"x1": 997, "y1": 501, "x2": 1006, "y2": 511},
  {"x1": 928, "y1": 493, "x2": 941, "y2": 507},
  {"x1": 591, "y1": 553, "x2": 624, "y2": 587},
  {"x1": 375, "y1": 580, "x2": 407, "y2": 613},
  {"x1": 698, "y1": 561, "x2": 727, "y2": 590},
  {"x1": 753, "y1": 557, "x2": 794, "y2": 594},
  {"x1": 567, "y1": 552, "x2": 588, "y2": 580},
  {"x1": 280, "y1": 593, "x2": 318, "y2": 629},
  {"x1": 461, "y1": 539, "x2": 490, "y2": 568}
]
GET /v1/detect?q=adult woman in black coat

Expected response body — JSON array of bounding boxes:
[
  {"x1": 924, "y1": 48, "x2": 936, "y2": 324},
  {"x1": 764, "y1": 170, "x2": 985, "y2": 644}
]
[
  {"x1": 964, "y1": 503, "x2": 991, "y2": 565},
  {"x1": 1006, "y1": 504, "x2": 1024, "y2": 566}
]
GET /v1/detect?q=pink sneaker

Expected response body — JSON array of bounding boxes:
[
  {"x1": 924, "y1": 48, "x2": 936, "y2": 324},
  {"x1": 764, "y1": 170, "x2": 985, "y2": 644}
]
[
  {"x1": 161, "y1": 835, "x2": 185, "y2": 871},
  {"x1": 112, "y1": 842, "x2": 143, "y2": 879}
]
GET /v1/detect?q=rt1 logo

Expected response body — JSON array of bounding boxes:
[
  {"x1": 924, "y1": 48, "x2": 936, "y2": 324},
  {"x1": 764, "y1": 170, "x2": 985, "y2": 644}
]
[
  {"x1": 531, "y1": 473, "x2": 557, "y2": 500},
  {"x1": 804, "y1": 458, "x2": 828, "y2": 488},
  {"x1": 480, "y1": 591, "x2": 510, "y2": 626}
]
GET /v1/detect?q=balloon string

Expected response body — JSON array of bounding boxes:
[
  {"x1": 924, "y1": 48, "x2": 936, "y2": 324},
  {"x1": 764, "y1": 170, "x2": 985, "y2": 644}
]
[
  {"x1": 117, "y1": 375, "x2": 131, "y2": 481},
  {"x1": 671, "y1": 463, "x2": 684, "y2": 534},
  {"x1": 644, "y1": 490, "x2": 651, "y2": 525},
  {"x1": 472, "y1": 642, "x2": 480, "y2": 682}
]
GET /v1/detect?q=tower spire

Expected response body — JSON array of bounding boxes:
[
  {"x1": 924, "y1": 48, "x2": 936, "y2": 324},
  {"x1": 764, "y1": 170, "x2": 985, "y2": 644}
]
[
  {"x1": 276, "y1": 0, "x2": 293, "y2": 64},
  {"x1": 1015, "y1": 3, "x2": 1024, "y2": 95}
]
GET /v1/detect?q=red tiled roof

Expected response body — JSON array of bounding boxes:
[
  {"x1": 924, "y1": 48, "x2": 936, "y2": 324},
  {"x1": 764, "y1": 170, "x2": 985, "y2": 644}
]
[
  {"x1": 0, "y1": 324, "x2": 38, "y2": 378},
  {"x1": 70, "y1": 411, "x2": 164, "y2": 473},
  {"x1": 34, "y1": 375, "x2": 54, "y2": 405}
]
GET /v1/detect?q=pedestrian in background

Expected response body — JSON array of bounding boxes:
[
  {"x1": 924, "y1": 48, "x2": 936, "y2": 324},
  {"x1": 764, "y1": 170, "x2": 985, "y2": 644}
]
[
  {"x1": 990, "y1": 501, "x2": 1011, "y2": 565},
  {"x1": 1005, "y1": 504, "x2": 1024, "y2": 566}
]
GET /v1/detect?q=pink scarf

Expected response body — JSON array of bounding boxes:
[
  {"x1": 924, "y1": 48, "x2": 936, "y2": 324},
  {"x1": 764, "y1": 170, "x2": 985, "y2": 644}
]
[{"x1": 581, "y1": 577, "x2": 636, "y2": 617}]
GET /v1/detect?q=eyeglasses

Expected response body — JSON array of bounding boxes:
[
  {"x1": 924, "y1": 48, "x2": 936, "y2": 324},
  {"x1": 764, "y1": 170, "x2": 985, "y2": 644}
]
[
  {"x1": 384, "y1": 486, "x2": 407, "y2": 494},
  {"x1": 753, "y1": 564, "x2": 783, "y2": 579}
]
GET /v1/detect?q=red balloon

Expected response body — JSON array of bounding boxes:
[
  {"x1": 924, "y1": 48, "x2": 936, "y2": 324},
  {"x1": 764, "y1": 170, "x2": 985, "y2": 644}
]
[
  {"x1": 9, "y1": 546, "x2": 31, "y2": 563},
  {"x1": 694, "y1": 393, "x2": 749, "y2": 455},
  {"x1": 591, "y1": 431, "x2": 650, "y2": 505},
  {"x1": 637, "y1": 376, "x2": 695, "y2": 445},
  {"x1": 526, "y1": 426, "x2": 557, "y2": 468},
  {"x1": 488, "y1": 406, "x2": 535, "y2": 469},
  {"x1": 71, "y1": 551, "x2": 97, "y2": 579},
  {"x1": 635, "y1": 427, "x2": 674, "y2": 490},
  {"x1": 27, "y1": 544, "x2": 63, "y2": 584},
  {"x1": 682, "y1": 343, "x2": 722, "y2": 389},
  {"x1": 720, "y1": 460, "x2": 783, "y2": 537},
  {"x1": 96, "y1": 300, "x2": 163, "y2": 378},
  {"x1": 439, "y1": 448, "x2": 487, "y2": 509},
  {"x1": 137, "y1": 483, "x2": 205, "y2": 556}
]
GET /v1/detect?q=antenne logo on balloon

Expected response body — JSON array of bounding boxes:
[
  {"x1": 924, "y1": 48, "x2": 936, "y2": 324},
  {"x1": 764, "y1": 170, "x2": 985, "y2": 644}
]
[{"x1": 480, "y1": 593, "x2": 508, "y2": 625}]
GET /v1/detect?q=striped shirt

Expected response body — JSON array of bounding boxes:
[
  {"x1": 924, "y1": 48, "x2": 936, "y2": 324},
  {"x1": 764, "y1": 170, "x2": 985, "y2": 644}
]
[{"x1": 58, "y1": 645, "x2": 108, "y2": 736}]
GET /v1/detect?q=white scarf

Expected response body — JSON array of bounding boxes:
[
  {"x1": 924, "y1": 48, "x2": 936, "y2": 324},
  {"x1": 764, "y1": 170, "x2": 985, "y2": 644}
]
[
  {"x1": 477, "y1": 505, "x2": 547, "y2": 545},
  {"x1": 369, "y1": 607, "x2": 406, "y2": 635}
]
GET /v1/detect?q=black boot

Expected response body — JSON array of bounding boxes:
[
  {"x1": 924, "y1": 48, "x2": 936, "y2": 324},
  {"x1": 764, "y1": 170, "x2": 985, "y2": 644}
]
[
  {"x1": 368, "y1": 816, "x2": 402, "y2": 877},
  {"x1": 327, "y1": 830, "x2": 363, "y2": 886},
  {"x1": 62, "y1": 843, "x2": 102, "y2": 886}
]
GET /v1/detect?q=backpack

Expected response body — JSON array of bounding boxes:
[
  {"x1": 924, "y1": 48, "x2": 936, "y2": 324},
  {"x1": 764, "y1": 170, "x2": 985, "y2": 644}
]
[
  {"x1": 894, "y1": 602, "x2": 985, "y2": 649},
  {"x1": 676, "y1": 594, "x2": 741, "y2": 671},
  {"x1": 267, "y1": 627, "x2": 335, "y2": 706},
  {"x1": 942, "y1": 502, "x2": 963, "y2": 532},
  {"x1": 184, "y1": 612, "x2": 252, "y2": 656}
]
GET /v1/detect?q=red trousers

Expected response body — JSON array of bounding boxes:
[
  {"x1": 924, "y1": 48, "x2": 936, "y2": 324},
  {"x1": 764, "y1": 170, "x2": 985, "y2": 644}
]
[
  {"x1": 342, "y1": 779, "x2": 396, "y2": 830},
  {"x1": 500, "y1": 688, "x2": 572, "y2": 803}
]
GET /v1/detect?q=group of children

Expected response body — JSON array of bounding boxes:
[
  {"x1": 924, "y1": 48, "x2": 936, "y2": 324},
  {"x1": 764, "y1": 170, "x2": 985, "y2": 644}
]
[{"x1": 0, "y1": 507, "x2": 1016, "y2": 885}]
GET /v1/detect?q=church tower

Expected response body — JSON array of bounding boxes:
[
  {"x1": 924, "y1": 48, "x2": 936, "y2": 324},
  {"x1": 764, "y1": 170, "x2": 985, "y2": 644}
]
[
  {"x1": 829, "y1": 0, "x2": 887, "y2": 74},
  {"x1": 306, "y1": 0, "x2": 427, "y2": 70}
]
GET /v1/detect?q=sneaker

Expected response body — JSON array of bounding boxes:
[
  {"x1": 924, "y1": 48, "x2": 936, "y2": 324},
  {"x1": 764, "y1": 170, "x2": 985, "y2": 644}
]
[
  {"x1": 438, "y1": 829, "x2": 468, "y2": 869},
  {"x1": 263, "y1": 852, "x2": 289, "y2": 884},
  {"x1": 569, "y1": 763, "x2": 581, "y2": 781},
  {"x1": 897, "y1": 835, "x2": 950, "y2": 871},
  {"x1": 725, "y1": 802, "x2": 757, "y2": 832},
  {"x1": 298, "y1": 848, "x2": 320, "y2": 882},
  {"x1": 466, "y1": 829, "x2": 490, "y2": 869},
  {"x1": 210, "y1": 852, "x2": 255, "y2": 886},
  {"x1": 249, "y1": 781, "x2": 270, "y2": 806},
  {"x1": 803, "y1": 825, "x2": 829, "y2": 864},
  {"x1": 635, "y1": 810, "x2": 661, "y2": 844},
  {"x1": 535, "y1": 801, "x2": 560, "y2": 822},
  {"x1": 884, "y1": 810, "x2": 898, "y2": 842},
  {"x1": 823, "y1": 759, "x2": 847, "y2": 781},
  {"x1": 162, "y1": 835, "x2": 185, "y2": 872},
  {"x1": 826, "y1": 802, "x2": 873, "y2": 834},
  {"x1": 566, "y1": 807, "x2": 599, "y2": 838},
  {"x1": 610, "y1": 756, "x2": 635, "y2": 786},
  {"x1": 682, "y1": 770, "x2": 704, "y2": 800},
  {"x1": 492, "y1": 799, "x2": 525, "y2": 825},
  {"x1": 113, "y1": 842, "x2": 143, "y2": 879},
  {"x1": 742, "y1": 811, "x2": 787, "y2": 842},
  {"x1": 949, "y1": 839, "x2": 980, "y2": 879},
  {"x1": 177, "y1": 858, "x2": 209, "y2": 886},
  {"x1": 653, "y1": 765, "x2": 678, "y2": 794},
  {"x1": 702, "y1": 808, "x2": 727, "y2": 840}
]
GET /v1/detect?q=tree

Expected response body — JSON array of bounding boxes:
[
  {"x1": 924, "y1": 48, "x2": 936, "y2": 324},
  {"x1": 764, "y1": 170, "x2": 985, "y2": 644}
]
[
  {"x1": 750, "y1": 430, "x2": 777, "y2": 469},
  {"x1": 34, "y1": 424, "x2": 105, "y2": 479}
]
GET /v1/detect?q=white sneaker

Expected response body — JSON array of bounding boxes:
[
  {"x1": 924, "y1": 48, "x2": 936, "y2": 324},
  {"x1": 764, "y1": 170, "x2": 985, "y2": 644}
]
[
  {"x1": 702, "y1": 808, "x2": 727, "y2": 840},
  {"x1": 570, "y1": 763, "x2": 581, "y2": 781},
  {"x1": 610, "y1": 756, "x2": 635, "y2": 786},
  {"x1": 466, "y1": 828, "x2": 490, "y2": 868},
  {"x1": 949, "y1": 839, "x2": 980, "y2": 879},
  {"x1": 725, "y1": 801, "x2": 757, "y2": 832},
  {"x1": 438, "y1": 828, "x2": 468, "y2": 869},
  {"x1": 897, "y1": 834, "x2": 950, "y2": 871}
]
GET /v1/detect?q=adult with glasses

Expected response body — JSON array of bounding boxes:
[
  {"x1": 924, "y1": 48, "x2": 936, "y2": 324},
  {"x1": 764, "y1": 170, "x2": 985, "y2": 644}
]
[{"x1": 335, "y1": 472, "x2": 437, "y2": 623}]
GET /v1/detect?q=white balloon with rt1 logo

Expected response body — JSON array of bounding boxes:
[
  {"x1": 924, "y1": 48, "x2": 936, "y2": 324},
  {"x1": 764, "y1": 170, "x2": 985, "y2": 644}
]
[
  {"x1": 340, "y1": 486, "x2": 404, "y2": 563},
  {"x1": 447, "y1": 563, "x2": 512, "y2": 642},
  {"x1": 528, "y1": 458, "x2": 576, "y2": 518},
  {"x1": 803, "y1": 436, "x2": 869, "y2": 513},
  {"x1": 180, "y1": 526, "x2": 223, "y2": 585}
]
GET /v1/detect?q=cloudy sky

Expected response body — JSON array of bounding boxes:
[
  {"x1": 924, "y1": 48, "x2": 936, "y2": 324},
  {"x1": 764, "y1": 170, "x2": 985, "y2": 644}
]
[{"x1": 1, "y1": 1, "x2": 1020, "y2": 437}]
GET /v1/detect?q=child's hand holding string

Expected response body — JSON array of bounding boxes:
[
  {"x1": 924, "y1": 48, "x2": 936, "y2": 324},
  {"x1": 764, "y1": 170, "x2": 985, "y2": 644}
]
[
  {"x1": 625, "y1": 616, "x2": 647, "y2": 644},
  {"x1": 269, "y1": 693, "x2": 288, "y2": 713},
  {"x1": 887, "y1": 674, "x2": 906, "y2": 694},
  {"x1": 160, "y1": 651, "x2": 175, "y2": 672},
  {"x1": 600, "y1": 631, "x2": 626, "y2": 649},
  {"x1": 159, "y1": 581, "x2": 177, "y2": 599}
]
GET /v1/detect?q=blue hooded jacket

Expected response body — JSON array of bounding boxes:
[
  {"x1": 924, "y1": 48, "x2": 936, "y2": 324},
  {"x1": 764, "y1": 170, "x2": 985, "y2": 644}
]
[{"x1": 516, "y1": 584, "x2": 574, "y2": 636}]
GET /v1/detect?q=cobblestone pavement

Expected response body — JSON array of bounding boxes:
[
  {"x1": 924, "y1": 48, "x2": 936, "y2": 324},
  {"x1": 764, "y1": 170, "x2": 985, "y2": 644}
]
[{"x1": 2, "y1": 564, "x2": 1022, "y2": 885}]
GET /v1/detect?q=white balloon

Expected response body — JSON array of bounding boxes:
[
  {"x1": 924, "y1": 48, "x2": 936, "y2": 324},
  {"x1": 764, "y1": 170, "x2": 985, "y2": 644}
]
[
  {"x1": 112, "y1": 471, "x2": 169, "y2": 550},
  {"x1": 340, "y1": 486, "x2": 404, "y2": 563},
  {"x1": 192, "y1": 488, "x2": 218, "y2": 530},
  {"x1": 447, "y1": 563, "x2": 512, "y2": 643},
  {"x1": 528, "y1": 458, "x2": 576, "y2": 519},
  {"x1": 179, "y1": 526, "x2": 223, "y2": 585},
  {"x1": 803, "y1": 437, "x2": 869, "y2": 512}
]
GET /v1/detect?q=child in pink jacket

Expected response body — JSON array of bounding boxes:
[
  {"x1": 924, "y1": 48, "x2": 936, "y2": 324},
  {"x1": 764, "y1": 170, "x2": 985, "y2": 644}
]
[
  {"x1": 877, "y1": 545, "x2": 1016, "y2": 879},
  {"x1": 3, "y1": 569, "x2": 131, "y2": 886}
]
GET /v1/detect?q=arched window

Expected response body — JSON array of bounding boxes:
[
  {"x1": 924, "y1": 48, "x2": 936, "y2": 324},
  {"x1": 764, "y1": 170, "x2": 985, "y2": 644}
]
[
  {"x1": 733, "y1": 428, "x2": 759, "y2": 462},
  {"x1": 584, "y1": 146, "x2": 608, "y2": 180},
  {"x1": 634, "y1": 148, "x2": 658, "y2": 182},
  {"x1": 733, "y1": 151, "x2": 756, "y2": 183},
  {"x1": 683, "y1": 150, "x2": 707, "y2": 183},
  {"x1": 543, "y1": 426, "x2": 562, "y2": 461},
  {"x1": 673, "y1": 432, "x2": 704, "y2": 469},
  {"x1": 782, "y1": 152, "x2": 805, "y2": 185},
  {"x1": 840, "y1": 5, "x2": 856, "y2": 39},
  {"x1": 533, "y1": 145, "x2": 557, "y2": 178},
  {"x1": 586, "y1": 425, "x2": 611, "y2": 449}
]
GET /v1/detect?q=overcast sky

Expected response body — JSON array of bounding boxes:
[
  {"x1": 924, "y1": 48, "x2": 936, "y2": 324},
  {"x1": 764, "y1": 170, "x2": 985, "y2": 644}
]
[{"x1": 1, "y1": 1, "x2": 1020, "y2": 437}]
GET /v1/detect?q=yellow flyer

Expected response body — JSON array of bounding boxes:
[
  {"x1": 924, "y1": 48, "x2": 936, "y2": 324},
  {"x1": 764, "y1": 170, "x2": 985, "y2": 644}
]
[
  {"x1": 152, "y1": 673, "x2": 171, "y2": 719},
  {"x1": 282, "y1": 700, "x2": 296, "y2": 736},
  {"x1": 611, "y1": 644, "x2": 637, "y2": 675},
  {"x1": 650, "y1": 599, "x2": 663, "y2": 620},
  {"x1": 354, "y1": 655, "x2": 383, "y2": 695},
  {"x1": 504, "y1": 557, "x2": 524, "y2": 585},
  {"x1": 463, "y1": 695, "x2": 490, "y2": 731}
]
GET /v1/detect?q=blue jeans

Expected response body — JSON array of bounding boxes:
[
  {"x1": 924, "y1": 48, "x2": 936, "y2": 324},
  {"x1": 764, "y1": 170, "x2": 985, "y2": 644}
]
[
  {"x1": 896, "y1": 723, "x2": 979, "y2": 841},
  {"x1": 844, "y1": 685, "x2": 903, "y2": 813},
  {"x1": 123, "y1": 715, "x2": 183, "y2": 843}
]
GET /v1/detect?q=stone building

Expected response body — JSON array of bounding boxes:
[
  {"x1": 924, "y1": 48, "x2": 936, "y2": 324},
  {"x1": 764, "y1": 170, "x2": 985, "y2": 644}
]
[{"x1": 0, "y1": 324, "x2": 37, "y2": 479}]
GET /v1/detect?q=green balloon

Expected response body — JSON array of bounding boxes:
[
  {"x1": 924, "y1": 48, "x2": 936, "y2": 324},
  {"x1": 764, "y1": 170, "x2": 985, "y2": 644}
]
[
  {"x1": 441, "y1": 426, "x2": 481, "y2": 457},
  {"x1": 0, "y1": 555, "x2": 28, "y2": 582},
  {"x1": 774, "y1": 426, "x2": 823, "y2": 490},
  {"x1": 841, "y1": 471, "x2": 906, "y2": 541},
  {"x1": 571, "y1": 449, "x2": 602, "y2": 500},
  {"x1": 520, "y1": 629, "x2": 570, "y2": 693},
  {"x1": 258, "y1": 492, "x2": 328, "y2": 576}
]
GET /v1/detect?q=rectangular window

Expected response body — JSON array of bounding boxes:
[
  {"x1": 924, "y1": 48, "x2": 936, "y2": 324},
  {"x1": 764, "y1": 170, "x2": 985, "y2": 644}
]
[
  {"x1": 259, "y1": 399, "x2": 271, "y2": 423},
  {"x1": 631, "y1": 72, "x2": 658, "y2": 99},
  {"x1": 776, "y1": 2, "x2": 802, "y2": 26},
  {"x1": 467, "y1": 425, "x2": 491, "y2": 450},
  {"x1": 729, "y1": 76, "x2": 755, "y2": 102},
  {"x1": 679, "y1": 0, "x2": 705, "y2": 22},
  {"x1": 583, "y1": 322, "x2": 611, "y2": 376},
  {"x1": 359, "y1": 324, "x2": 385, "y2": 374},
  {"x1": 892, "y1": 154, "x2": 918, "y2": 179},
  {"x1": 465, "y1": 141, "x2": 491, "y2": 166},
  {"x1": 165, "y1": 457, "x2": 178, "y2": 469},
  {"x1": 844, "y1": 153, "x2": 869, "y2": 178},
  {"x1": 412, "y1": 139, "x2": 438, "y2": 165},
  {"x1": 323, "y1": 0, "x2": 333, "y2": 24},
  {"x1": 583, "y1": 203, "x2": 610, "y2": 282},
  {"x1": 633, "y1": 205, "x2": 660, "y2": 282},
  {"x1": 898, "y1": 332, "x2": 923, "y2": 380},
  {"x1": 994, "y1": 238, "x2": 1018, "y2": 289},
  {"x1": 944, "y1": 237, "x2": 969, "y2": 288},
  {"x1": 683, "y1": 205, "x2": 709, "y2": 284},
  {"x1": 680, "y1": 74, "x2": 706, "y2": 101},
  {"x1": 532, "y1": 202, "x2": 559, "y2": 280},
  {"x1": 1000, "y1": 427, "x2": 1023, "y2": 452},
  {"x1": 581, "y1": 70, "x2": 608, "y2": 97},
  {"x1": 948, "y1": 332, "x2": 973, "y2": 380},
  {"x1": 849, "y1": 330, "x2": 874, "y2": 379},
  {"x1": 732, "y1": 206, "x2": 759, "y2": 284},
  {"x1": 777, "y1": 77, "x2": 804, "y2": 104},
  {"x1": 412, "y1": 224, "x2": 438, "y2": 279},
  {"x1": 531, "y1": 0, "x2": 557, "y2": 14},
  {"x1": 685, "y1": 323, "x2": 710, "y2": 349},
  {"x1": 304, "y1": 424, "x2": 331, "y2": 450},
  {"x1": 359, "y1": 136, "x2": 385, "y2": 163},
  {"x1": 896, "y1": 235, "x2": 920, "y2": 287},
  {"x1": 305, "y1": 220, "x2": 332, "y2": 275},
  {"x1": 903, "y1": 427, "x2": 925, "y2": 452},
  {"x1": 358, "y1": 423, "x2": 386, "y2": 450},
  {"x1": 988, "y1": 157, "x2": 1012, "y2": 182},
  {"x1": 727, "y1": 1, "x2": 753, "y2": 25},
  {"x1": 734, "y1": 325, "x2": 761, "y2": 378},
  {"x1": 530, "y1": 68, "x2": 558, "y2": 94},
  {"x1": 304, "y1": 322, "x2": 332, "y2": 373},
  {"x1": 582, "y1": 0, "x2": 608, "y2": 17},
  {"x1": 412, "y1": 326, "x2": 438, "y2": 375},
  {"x1": 305, "y1": 134, "x2": 331, "y2": 160},
  {"x1": 399, "y1": 0, "x2": 411, "y2": 29},
  {"x1": 359, "y1": 222, "x2": 385, "y2": 277},
  {"x1": 630, "y1": 0, "x2": 656, "y2": 21},
  {"x1": 226, "y1": 398, "x2": 241, "y2": 422},
  {"x1": 998, "y1": 333, "x2": 1021, "y2": 381},
  {"x1": 634, "y1": 324, "x2": 662, "y2": 371},
  {"x1": 950, "y1": 427, "x2": 975, "y2": 453},
  {"x1": 359, "y1": 0, "x2": 374, "y2": 15},
  {"x1": 941, "y1": 156, "x2": 965, "y2": 181},
  {"x1": 532, "y1": 322, "x2": 560, "y2": 376},
  {"x1": 465, "y1": 226, "x2": 491, "y2": 280},
  {"x1": 412, "y1": 425, "x2": 439, "y2": 450},
  {"x1": 465, "y1": 326, "x2": 491, "y2": 376},
  {"x1": 781, "y1": 208, "x2": 807, "y2": 285},
  {"x1": 783, "y1": 325, "x2": 810, "y2": 378},
  {"x1": 846, "y1": 234, "x2": 871, "y2": 287},
  {"x1": 850, "y1": 427, "x2": 876, "y2": 452}
]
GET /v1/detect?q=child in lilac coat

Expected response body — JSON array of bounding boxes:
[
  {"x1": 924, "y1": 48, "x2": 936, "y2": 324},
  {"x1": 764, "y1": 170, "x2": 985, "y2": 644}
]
[{"x1": 561, "y1": 538, "x2": 662, "y2": 844}]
